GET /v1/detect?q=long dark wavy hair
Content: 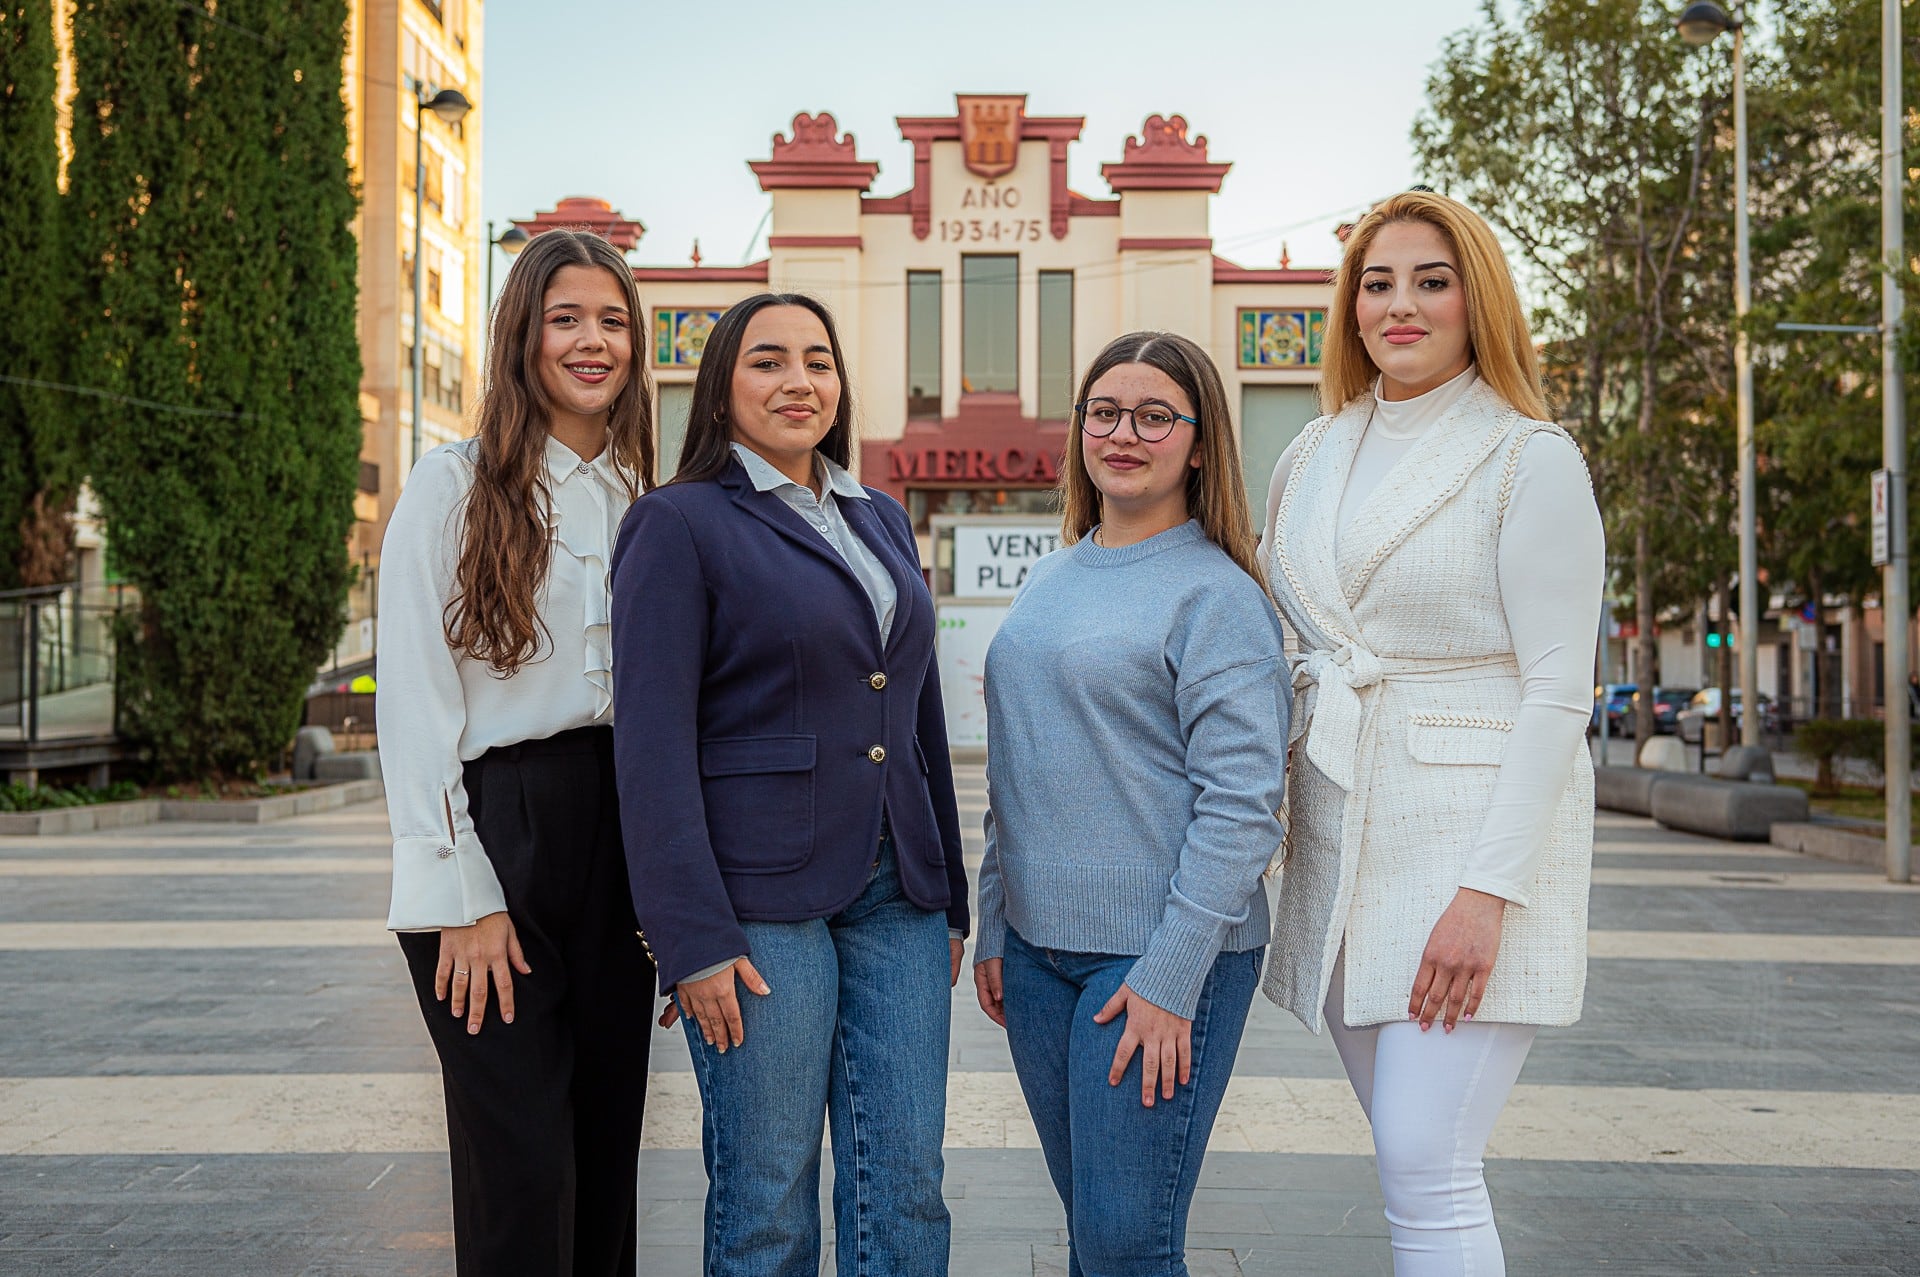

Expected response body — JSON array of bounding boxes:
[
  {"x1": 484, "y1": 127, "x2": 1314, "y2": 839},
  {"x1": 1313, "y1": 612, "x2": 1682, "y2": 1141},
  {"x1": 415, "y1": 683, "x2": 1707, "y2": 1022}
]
[
  {"x1": 1060, "y1": 331, "x2": 1262, "y2": 586},
  {"x1": 446, "y1": 229, "x2": 655, "y2": 675},
  {"x1": 672, "y1": 293, "x2": 854, "y2": 482}
]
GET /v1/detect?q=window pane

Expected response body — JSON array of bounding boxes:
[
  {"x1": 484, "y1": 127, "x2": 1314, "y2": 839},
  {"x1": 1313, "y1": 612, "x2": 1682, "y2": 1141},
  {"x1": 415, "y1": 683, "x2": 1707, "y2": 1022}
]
[
  {"x1": 1239, "y1": 385, "x2": 1322, "y2": 535},
  {"x1": 907, "y1": 271, "x2": 942, "y2": 418},
  {"x1": 1037, "y1": 271, "x2": 1073, "y2": 420},
  {"x1": 657, "y1": 383, "x2": 694, "y2": 483},
  {"x1": 961, "y1": 255, "x2": 1017, "y2": 394}
]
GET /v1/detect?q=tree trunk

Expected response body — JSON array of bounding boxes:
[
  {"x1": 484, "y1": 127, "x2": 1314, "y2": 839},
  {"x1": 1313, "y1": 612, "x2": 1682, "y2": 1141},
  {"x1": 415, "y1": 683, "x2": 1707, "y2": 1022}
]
[{"x1": 1635, "y1": 517, "x2": 1657, "y2": 744}]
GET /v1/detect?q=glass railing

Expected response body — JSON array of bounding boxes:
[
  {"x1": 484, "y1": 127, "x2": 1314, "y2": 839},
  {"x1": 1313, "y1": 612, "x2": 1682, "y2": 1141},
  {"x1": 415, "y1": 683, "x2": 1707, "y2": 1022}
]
[{"x1": 0, "y1": 581, "x2": 134, "y2": 743}]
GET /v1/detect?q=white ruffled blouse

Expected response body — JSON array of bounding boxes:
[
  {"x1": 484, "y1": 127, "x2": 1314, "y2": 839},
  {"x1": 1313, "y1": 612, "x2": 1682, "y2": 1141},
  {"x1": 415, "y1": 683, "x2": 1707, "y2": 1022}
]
[{"x1": 378, "y1": 433, "x2": 638, "y2": 931}]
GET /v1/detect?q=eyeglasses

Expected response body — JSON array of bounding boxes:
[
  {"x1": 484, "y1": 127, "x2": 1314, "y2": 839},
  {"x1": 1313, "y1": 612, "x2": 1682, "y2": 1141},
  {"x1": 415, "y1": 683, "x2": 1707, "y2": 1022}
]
[{"x1": 1075, "y1": 397, "x2": 1198, "y2": 443}]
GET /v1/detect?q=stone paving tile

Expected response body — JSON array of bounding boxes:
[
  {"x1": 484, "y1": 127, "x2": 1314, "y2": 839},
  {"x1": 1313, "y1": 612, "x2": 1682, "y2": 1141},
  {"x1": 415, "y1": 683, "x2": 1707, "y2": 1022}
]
[
  {"x1": 0, "y1": 876, "x2": 388, "y2": 924},
  {"x1": 4, "y1": 789, "x2": 1918, "y2": 1273},
  {"x1": 8, "y1": 1151, "x2": 1913, "y2": 1275},
  {"x1": 1588, "y1": 883, "x2": 1920, "y2": 936},
  {"x1": 0, "y1": 949, "x2": 434, "y2": 1078}
]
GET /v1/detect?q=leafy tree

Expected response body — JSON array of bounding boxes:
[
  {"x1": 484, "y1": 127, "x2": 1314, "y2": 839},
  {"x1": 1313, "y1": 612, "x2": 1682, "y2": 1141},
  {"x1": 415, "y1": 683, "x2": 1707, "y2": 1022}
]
[
  {"x1": 0, "y1": 0, "x2": 77, "y2": 588},
  {"x1": 1416, "y1": 0, "x2": 1738, "y2": 739},
  {"x1": 1748, "y1": 0, "x2": 1920, "y2": 623},
  {"x1": 67, "y1": 1, "x2": 360, "y2": 778}
]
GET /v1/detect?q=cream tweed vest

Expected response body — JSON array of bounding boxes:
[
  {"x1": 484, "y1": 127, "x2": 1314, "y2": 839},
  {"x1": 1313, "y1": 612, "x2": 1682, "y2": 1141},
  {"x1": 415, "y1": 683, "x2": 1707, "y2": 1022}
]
[{"x1": 1263, "y1": 380, "x2": 1594, "y2": 1032}]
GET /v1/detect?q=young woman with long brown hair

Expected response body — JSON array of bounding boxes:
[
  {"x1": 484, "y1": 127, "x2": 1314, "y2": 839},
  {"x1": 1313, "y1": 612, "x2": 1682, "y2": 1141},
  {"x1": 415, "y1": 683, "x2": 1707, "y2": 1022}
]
[
  {"x1": 1260, "y1": 190, "x2": 1603, "y2": 1275},
  {"x1": 379, "y1": 228, "x2": 656, "y2": 1275},
  {"x1": 972, "y1": 331, "x2": 1289, "y2": 1276}
]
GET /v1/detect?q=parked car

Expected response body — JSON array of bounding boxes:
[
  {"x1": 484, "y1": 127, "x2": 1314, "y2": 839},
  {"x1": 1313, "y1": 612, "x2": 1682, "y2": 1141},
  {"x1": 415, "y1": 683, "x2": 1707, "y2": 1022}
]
[
  {"x1": 1676, "y1": 687, "x2": 1779, "y2": 744},
  {"x1": 1591, "y1": 684, "x2": 1637, "y2": 736},
  {"x1": 1632, "y1": 686, "x2": 1699, "y2": 735}
]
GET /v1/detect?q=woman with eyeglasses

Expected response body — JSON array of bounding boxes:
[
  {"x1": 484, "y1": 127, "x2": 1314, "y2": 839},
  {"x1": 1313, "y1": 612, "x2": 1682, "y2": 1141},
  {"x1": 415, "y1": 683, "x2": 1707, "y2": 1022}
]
[{"x1": 972, "y1": 331, "x2": 1288, "y2": 1276}]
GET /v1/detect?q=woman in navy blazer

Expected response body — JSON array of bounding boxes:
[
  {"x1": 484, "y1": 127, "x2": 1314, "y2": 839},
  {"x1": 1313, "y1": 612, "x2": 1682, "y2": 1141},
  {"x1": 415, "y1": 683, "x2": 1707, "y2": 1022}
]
[{"x1": 610, "y1": 293, "x2": 967, "y2": 1276}]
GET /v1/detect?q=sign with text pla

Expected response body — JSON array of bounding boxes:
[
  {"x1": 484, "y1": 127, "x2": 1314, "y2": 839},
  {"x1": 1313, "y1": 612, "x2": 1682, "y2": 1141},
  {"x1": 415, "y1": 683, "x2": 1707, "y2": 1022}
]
[
  {"x1": 1872, "y1": 468, "x2": 1891, "y2": 567},
  {"x1": 952, "y1": 523, "x2": 1062, "y2": 598}
]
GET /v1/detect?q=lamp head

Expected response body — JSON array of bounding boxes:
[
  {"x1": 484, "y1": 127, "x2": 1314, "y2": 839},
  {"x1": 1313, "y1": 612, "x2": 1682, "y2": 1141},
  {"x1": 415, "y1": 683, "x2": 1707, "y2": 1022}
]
[
  {"x1": 426, "y1": 88, "x2": 472, "y2": 126},
  {"x1": 1676, "y1": 2, "x2": 1735, "y2": 45},
  {"x1": 498, "y1": 226, "x2": 531, "y2": 256}
]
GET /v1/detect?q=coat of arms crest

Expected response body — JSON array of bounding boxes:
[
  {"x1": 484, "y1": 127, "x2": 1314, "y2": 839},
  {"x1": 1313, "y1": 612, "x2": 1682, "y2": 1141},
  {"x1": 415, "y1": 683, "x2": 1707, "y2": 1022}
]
[{"x1": 957, "y1": 94, "x2": 1025, "y2": 180}]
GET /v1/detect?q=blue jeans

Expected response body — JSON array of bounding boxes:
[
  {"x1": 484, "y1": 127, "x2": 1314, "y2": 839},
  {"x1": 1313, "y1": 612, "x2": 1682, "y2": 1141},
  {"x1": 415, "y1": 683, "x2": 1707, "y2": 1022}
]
[
  {"x1": 682, "y1": 836, "x2": 952, "y2": 1277},
  {"x1": 1001, "y1": 928, "x2": 1262, "y2": 1277}
]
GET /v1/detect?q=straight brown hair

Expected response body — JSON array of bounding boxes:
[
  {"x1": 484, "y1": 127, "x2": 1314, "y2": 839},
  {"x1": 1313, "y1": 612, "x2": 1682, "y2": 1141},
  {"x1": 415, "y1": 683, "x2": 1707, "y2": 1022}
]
[
  {"x1": 446, "y1": 229, "x2": 654, "y2": 675},
  {"x1": 1060, "y1": 331, "x2": 1262, "y2": 586}
]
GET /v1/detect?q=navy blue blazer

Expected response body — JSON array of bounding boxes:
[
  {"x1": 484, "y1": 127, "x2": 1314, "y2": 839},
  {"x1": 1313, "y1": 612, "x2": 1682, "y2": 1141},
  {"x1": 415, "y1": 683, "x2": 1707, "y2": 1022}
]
[{"x1": 609, "y1": 456, "x2": 968, "y2": 991}]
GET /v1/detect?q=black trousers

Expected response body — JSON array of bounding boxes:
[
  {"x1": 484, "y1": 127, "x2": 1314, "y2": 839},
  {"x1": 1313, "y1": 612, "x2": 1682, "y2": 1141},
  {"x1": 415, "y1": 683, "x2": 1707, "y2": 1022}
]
[{"x1": 399, "y1": 725, "x2": 654, "y2": 1277}]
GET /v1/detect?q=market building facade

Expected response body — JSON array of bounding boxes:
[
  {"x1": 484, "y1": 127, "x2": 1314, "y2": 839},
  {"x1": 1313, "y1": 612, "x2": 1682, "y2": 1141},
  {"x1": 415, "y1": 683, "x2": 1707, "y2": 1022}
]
[{"x1": 517, "y1": 95, "x2": 1338, "y2": 742}]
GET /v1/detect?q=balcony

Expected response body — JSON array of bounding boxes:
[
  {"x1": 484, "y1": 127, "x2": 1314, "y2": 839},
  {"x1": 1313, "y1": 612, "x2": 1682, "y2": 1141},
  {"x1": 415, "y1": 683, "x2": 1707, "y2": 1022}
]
[{"x1": 0, "y1": 581, "x2": 135, "y2": 785}]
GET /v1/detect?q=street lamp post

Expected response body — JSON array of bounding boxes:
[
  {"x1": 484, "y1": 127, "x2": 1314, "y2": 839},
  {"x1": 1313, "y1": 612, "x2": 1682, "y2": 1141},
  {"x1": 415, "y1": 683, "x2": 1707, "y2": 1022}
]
[
  {"x1": 485, "y1": 221, "x2": 531, "y2": 317},
  {"x1": 1677, "y1": 2, "x2": 1761, "y2": 751},
  {"x1": 1880, "y1": 0, "x2": 1909, "y2": 883},
  {"x1": 409, "y1": 82, "x2": 472, "y2": 475}
]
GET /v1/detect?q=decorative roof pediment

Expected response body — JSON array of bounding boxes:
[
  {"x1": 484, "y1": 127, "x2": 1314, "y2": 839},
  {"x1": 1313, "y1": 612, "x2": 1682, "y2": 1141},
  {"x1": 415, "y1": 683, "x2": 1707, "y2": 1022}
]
[
  {"x1": 749, "y1": 113, "x2": 880, "y2": 191},
  {"x1": 1101, "y1": 114, "x2": 1231, "y2": 192}
]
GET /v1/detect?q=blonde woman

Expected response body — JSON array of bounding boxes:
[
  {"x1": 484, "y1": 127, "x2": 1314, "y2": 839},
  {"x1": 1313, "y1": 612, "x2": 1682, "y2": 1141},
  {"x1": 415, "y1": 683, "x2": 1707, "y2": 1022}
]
[
  {"x1": 1259, "y1": 191, "x2": 1602, "y2": 1276},
  {"x1": 974, "y1": 332, "x2": 1288, "y2": 1276}
]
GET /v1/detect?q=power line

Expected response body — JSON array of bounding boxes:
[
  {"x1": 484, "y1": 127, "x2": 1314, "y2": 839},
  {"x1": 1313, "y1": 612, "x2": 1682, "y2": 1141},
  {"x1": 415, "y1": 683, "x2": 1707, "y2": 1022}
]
[{"x1": 0, "y1": 373, "x2": 262, "y2": 421}]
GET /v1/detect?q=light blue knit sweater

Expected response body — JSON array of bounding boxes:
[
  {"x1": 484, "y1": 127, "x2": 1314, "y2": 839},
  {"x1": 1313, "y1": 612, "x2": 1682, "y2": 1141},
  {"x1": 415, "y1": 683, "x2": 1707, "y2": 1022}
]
[{"x1": 975, "y1": 519, "x2": 1290, "y2": 1018}]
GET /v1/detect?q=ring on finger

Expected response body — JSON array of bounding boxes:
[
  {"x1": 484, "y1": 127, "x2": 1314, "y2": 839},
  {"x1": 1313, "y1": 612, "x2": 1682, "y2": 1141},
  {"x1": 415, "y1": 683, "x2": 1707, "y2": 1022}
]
[{"x1": 453, "y1": 967, "x2": 470, "y2": 976}]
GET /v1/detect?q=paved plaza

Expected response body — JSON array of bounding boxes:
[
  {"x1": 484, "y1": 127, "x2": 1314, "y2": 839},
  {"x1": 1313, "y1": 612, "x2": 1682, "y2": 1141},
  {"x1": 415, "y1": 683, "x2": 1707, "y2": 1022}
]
[{"x1": 2, "y1": 764, "x2": 1918, "y2": 1275}]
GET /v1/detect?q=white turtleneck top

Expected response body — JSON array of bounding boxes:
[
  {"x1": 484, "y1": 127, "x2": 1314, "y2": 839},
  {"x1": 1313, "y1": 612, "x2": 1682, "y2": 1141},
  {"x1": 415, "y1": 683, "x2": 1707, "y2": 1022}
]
[{"x1": 1256, "y1": 368, "x2": 1604, "y2": 905}]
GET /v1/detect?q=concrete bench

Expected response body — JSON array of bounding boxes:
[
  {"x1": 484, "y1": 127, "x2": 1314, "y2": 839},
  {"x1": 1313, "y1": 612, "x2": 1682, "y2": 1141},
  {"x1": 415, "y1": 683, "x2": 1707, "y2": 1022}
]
[
  {"x1": 294, "y1": 724, "x2": 380, "y2": 783},
  {"x1": 1713, "y1": 744, "x2": 1776, "y2": 783},
  {"x1": 1647, "y1": 773, "x2": 1809, "y2": 842},
  {"x1": 313, "y1": 751, "x2": 381, "y2": 781},
  {"x1": 1594, "y1": 765, "x2": 1660, "y2": 816},
  {"x1": 1637, "y1": 736, "x2": 1690, "y2": 772}
]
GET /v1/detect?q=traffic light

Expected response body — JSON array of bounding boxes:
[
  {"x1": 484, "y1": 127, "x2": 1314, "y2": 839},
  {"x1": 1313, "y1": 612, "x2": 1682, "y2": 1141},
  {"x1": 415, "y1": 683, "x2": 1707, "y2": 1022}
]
[{"x1": 1705, "y1": 620, "x2": 1723, "y2": 649}]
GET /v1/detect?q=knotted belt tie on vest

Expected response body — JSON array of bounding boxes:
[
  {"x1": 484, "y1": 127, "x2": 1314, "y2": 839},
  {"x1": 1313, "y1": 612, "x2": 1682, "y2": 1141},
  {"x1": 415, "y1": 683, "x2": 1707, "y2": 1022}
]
[{"x1": 1290, "y1": 645, "x2": 1516, "y2": 792}]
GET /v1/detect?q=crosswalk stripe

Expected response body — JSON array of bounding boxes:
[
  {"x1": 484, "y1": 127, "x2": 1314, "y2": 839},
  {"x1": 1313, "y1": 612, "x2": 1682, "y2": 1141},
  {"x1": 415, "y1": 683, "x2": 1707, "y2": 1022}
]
[{"x1": 3, "y1": 1070, "x2": 1912, "y2": 1168}]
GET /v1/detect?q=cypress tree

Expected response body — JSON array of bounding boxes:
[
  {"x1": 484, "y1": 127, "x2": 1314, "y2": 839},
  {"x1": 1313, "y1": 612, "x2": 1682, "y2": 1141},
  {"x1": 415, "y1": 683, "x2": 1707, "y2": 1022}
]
[
  {"x1": 69, "y1": 1, "x2": 360, "y2": 778},
  {"x1": 0, "y1": 0, "x2": 74, "y2": 589}
]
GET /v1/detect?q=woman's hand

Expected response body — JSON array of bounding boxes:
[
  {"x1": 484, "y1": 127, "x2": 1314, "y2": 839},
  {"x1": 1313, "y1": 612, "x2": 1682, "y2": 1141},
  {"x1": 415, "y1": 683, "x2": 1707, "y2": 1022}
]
[
  {"x1": 676, "y1": 958, "x2": 771, "y2": 1053},
  {"x1": 1093, "y1": 984, "x2": 1193, "y2": 1107},
  {"x1": 949, "y1": 938, "x2": 965, "y2": 989},
  {"x1": 1409, "y1": 888, "x2": 1508, "y2": 1032},
  {"x1": 436, "y1": 911, "x2": 531, "y2": 1036},
  {"x1": 973, "y1": 958, "x2": 1005, "y2": 1027}
]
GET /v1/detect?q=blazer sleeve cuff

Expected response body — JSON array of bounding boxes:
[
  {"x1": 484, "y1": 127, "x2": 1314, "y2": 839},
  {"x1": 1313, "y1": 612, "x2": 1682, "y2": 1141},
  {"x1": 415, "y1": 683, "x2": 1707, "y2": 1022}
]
[{"x1": 387, "y1": 833, "x2": 508, "y2": 931}]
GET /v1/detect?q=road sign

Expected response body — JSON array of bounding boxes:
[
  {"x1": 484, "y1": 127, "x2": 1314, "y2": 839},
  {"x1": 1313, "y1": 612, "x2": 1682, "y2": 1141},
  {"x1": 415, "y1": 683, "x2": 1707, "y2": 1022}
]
[{"x1": 1871, "y1": 469, "x2": 1891, "y2": 566}]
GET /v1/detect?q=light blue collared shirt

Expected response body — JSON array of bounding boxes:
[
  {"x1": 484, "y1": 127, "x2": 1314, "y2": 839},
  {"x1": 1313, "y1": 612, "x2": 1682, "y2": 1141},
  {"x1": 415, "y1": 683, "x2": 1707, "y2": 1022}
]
[{"x1": 730, "y1": 442, "x2": 898, "y2": 644}]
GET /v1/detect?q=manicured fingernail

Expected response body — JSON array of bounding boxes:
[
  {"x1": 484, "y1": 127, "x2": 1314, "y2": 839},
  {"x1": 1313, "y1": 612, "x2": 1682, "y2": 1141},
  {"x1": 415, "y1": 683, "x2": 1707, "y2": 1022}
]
[
  {"x1": 1444, "y1": 1024, "x2": 1454, "y2": 1034},
  {"x1": 1420, "y1": 1022, "x2": 1431, "y2": 1032},
  {"x1": 503, "y1": 1014, "x2": 513, "y2": 1024},
  {"x1": 1464, "y1": 1012, "x2": 1474, "y2": 1021}
]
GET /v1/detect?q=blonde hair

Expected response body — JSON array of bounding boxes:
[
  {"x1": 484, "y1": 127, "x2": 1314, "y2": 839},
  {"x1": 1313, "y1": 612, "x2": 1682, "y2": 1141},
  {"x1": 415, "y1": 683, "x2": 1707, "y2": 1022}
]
[
  {"x1": 1322, "y1": 191, "x2": 1549, "y2": 421},
  {"x1": 1060, "y1": 331, "x2": 1262, "y2": 586}
]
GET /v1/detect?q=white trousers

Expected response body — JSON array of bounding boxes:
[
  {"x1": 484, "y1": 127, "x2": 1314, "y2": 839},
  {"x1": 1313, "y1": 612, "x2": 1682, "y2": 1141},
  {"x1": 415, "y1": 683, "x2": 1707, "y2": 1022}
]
[{"x1": 1324, "y1": 956, "x2": 1537, "y2": 1277}]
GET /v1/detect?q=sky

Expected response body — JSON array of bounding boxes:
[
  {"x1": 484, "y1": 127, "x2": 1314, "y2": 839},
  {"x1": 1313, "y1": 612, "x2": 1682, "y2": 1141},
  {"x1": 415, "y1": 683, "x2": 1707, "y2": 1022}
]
[{"x1": 479, "y1": 0, "x2": 1495, "y2": 276}]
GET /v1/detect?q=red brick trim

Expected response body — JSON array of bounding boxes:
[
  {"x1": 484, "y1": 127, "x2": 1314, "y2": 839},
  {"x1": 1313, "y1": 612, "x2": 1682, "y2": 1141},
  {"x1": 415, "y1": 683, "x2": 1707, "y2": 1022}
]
[
  {"x1": 768, "y1": 235, "x2": 863, "y2": 249},
  {"x1": 1212, "y1": 255, "x2": 1335, "y2": 284},
  {"x1": 1118, "y1": 236, "x2": 1213, "y2": 251},
  {"x1": 631, "y1": 261, "x2": 771, "y2": 283}
]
